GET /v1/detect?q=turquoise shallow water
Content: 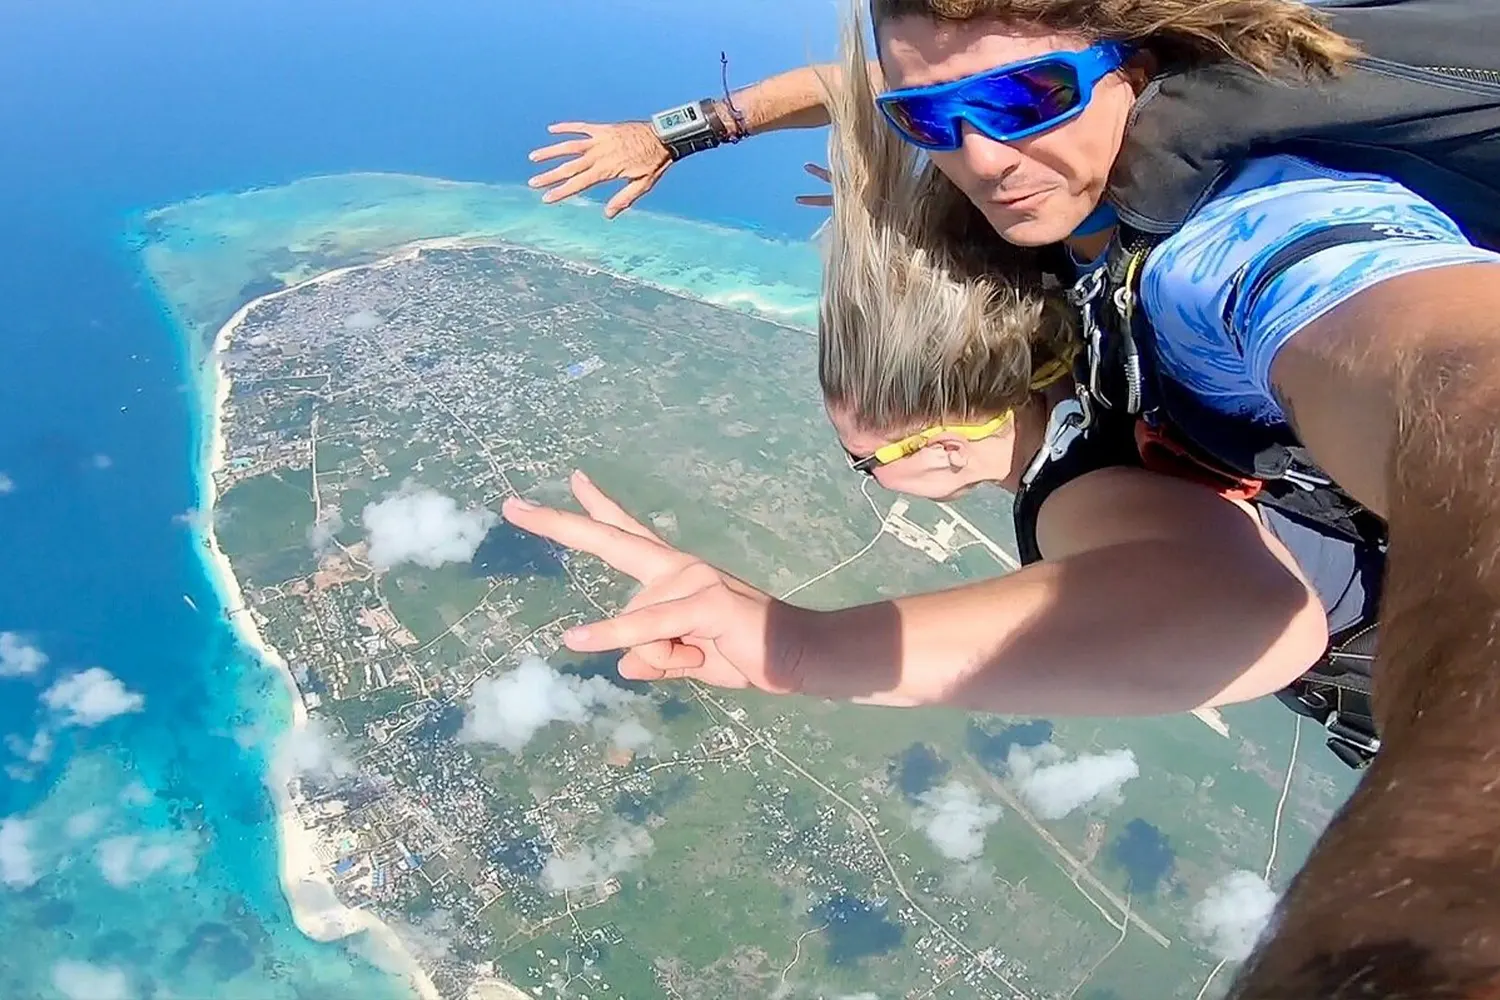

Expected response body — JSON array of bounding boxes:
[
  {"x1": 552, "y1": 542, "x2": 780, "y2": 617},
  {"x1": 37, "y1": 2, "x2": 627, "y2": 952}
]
[
  {"x1": 0, "y1": 0, "x2": 833, "y2": 992},
  {"x1": 140, "y1": 172, "x2": 824, "y2": 351},
  {"x1": 1, "y1": 169, "x2": 830, "y2": 1000}
]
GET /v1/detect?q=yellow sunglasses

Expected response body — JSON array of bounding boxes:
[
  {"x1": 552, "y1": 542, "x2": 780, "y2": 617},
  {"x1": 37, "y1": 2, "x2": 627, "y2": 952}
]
[{"x1": 845, "y1": 357, "x2": 1071, "y2": 476}]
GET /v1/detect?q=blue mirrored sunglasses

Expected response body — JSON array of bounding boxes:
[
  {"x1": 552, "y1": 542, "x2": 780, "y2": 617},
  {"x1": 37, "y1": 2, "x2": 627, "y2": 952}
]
[{"x1": 876, "y1": 41, "x2": 1133, "y2": 151}]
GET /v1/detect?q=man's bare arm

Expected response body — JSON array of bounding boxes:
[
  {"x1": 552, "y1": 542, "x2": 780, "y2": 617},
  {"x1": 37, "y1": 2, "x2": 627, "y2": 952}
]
[
  {"x1": 528, "y1": 60, "x2": 882, "y2": 216},
  {"x1": 713, "y1": 60, "x2": 883, "y2": 136},
  {"x1": 1230, "y1": 262, "x2": 1500, "y2": 997}
]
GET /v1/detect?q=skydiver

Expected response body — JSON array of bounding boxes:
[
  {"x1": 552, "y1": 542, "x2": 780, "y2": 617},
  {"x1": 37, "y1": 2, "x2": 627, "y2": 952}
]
[{"x1": 523, "y1": 0, "x2": 1500, "y2": 994}]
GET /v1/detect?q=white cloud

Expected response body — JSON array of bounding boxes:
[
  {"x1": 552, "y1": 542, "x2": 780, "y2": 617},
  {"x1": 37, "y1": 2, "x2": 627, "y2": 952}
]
[
  {"x1": 912, "y1": 781, "x2": 1002, "y2": 863},
  {"x1": 389, "y1": 908, "x2": 457, "y2": 966},
  {"x1": 461, "y1": 656, "x2": 652, "y2": 755},
  {"x1": 344, "y1": 310, "x2": 382, "y2": 330},
  {"x1": 1007, "y1": 743, "x2": 1139, "y2": 820},
  {"x1": 541, "y1": 822, "x2": 653, "y2": 893},
  {"x1": 0, "y1": 818, "x2": 38, "y2": 887},
  {"x1": 604, "y1": 716, "x2": 654, "y2": 752},
  {"x1": 361, "y1": 484, "x2": 498, "y2": 570},
  {"x1": 0, "y1": 472, "x2": 13, "y2": 494},
  {"x1": 96, "y1": 832, "x2": 199, "y2": 888},
  {"x1": 1192, "y1": 870, "x2": 1280, "y2": 961},
  {"x1": 308, "y1": 506, "x2": 344, "y2": 556},
  {"x1": 42, "y1": 669, "x2": 145, "y2": 727},
  {"x1": 5, "y1": 728, "x2": 54, "y2": 780},
  {"x1": 0, "y1": 632, "x2": 47, "y2": 677},
  {"x1": 52, "y1": 960, "x2": 133, "y2": 1000},
  {"x1": 119, "y1": 781, "x2": 152, "y2": 807},
  {"x1": 271, "y1": 716, "x2": 356, "y2": 788},
  {"x1": 66, "y1": 807, "x2": 109, "y2": 840}
]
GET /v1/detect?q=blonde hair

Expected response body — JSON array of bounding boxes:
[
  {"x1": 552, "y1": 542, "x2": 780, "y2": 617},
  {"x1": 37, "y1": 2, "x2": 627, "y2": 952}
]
[
  {"x1": 870, "y1": 0, "x2": 1362, "y2": 79},
  {"x1": 816, "y1": 10, "x2": 1077, "y2": 436}
]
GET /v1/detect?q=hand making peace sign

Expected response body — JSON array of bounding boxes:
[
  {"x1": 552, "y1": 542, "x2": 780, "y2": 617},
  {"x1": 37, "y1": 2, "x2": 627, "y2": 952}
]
[{"x1": 501, "y1": 470, "x2": 806, "y2": 694}]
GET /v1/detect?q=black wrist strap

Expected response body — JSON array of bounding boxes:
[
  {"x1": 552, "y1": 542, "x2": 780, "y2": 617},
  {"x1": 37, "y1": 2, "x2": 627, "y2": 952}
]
[
  {"x1": 664, "y1": 130, "x2": 721, "y2": 162},
  {"x1": 663, "y1": 99, "x2": 730, "y2": 162}
]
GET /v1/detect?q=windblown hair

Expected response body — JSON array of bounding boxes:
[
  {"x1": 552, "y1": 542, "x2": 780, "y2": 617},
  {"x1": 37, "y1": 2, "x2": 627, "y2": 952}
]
[
  {"x1": 816, "y1": 12, "x2": 1077, "y2": 436},
  {"x1": 871, "y1": 0, "x2": 1362, "y2": 78}
]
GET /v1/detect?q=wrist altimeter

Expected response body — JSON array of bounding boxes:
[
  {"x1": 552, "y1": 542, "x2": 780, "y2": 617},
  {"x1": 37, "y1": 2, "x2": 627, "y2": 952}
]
[{"x1": 649, "y1": 99, "x2": 733, "y2": 162}]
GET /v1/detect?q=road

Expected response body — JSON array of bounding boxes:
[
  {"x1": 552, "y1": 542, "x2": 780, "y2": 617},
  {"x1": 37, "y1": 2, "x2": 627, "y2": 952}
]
[{"x1": 975, "y1": 769, "x2": 1170, "y2": 948}]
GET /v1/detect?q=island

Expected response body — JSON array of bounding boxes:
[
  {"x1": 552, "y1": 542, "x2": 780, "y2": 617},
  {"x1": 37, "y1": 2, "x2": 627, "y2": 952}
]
[{"x1": 139, "y1": 173, "x2": 1357, "y2": 1000}]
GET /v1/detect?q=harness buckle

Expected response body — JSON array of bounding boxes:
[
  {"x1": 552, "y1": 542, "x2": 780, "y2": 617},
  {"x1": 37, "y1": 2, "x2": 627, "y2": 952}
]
[
  {"x1": 1068, "y1": 270, "x2": 1112, "y2": 412},
  {"x1": 1020, "y1": 398, "x2": 1090, "y2": 490},
  {"x1": 1325, "y1": 710, "x2": 1381, "y2": 769}
]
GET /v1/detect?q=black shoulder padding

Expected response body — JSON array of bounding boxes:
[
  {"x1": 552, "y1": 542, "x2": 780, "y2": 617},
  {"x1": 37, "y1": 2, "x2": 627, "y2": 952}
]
[
  {"x1": 1107, "y1": 0, "x2": 1500, "y2": 247},
  {"x1": 1013, "y1": 410, "x2": 1142, "y2": 565}
]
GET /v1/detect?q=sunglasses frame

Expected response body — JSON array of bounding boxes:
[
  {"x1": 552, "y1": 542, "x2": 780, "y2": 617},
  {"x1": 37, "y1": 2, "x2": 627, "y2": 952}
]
[
  {"x1": 875, "y1": 41, "x2": 1133, "y2": 151},
  {"x1": 842, "y1": 359, "x2": 1074, "y2": 477}
]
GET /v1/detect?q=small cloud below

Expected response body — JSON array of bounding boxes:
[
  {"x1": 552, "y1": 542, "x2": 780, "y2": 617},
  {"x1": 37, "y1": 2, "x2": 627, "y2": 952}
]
[
  {"x1": 0, "y1": 815, "x2": 37, "y2": 887},
  {"x1": 912, "y1": 780, "x2": 1002, "y2": 863},
  {"x1": 460, "y1": 656, "x2": 653, "y2": 755},
  {"x1": 1192, "y1": 870, "x2": 1279, "y2": 961},
  {"x1": 5, "y1": 728, "x2": 54, "y2": 781},
  {"x1": 270, "y1": 716, "x2": 356, "y2": 788},
  {"x1": 343, "y1": 309, "x2": 382, "y2": 330},
  {"x1": 541, "y1": 822, "x2": 653, "y2": 893},
  {"x1": 0, "y1": 631, "x2": 48, "y2": 677},
  {"x1": 308, "y1": 506, "x2": 344, "y2": 556},
  {"x1": 0, "y1": 472, "x2": 13, "y2": 494},
  {"x1": 361, "y1": 483, "x2": 498, "y2": 571},
  {"x1": 52, "y1": 960, "x2": 134, "y2": 1000},
  {"x1": 96, "y1": 832, "x2": 200, "y2": 888},
  {"x1": 119, "y1": 781, "x2": 152, "y2": 807},
  {"x1": 0, "y1": 817, "x2": 38, "y2": 888},
  {"x1": 1007, "y1": 743, "x2": 1139, "y2": 820},
  {"x1": 91, "y1": 454, "x2": 113, "y2": 471},
  {"x1": 383, "y1": 908, "x2": 458, "y2": 969},
  {"x1": 66, "y1": 807, "x2": 110, "y2": 841},
  {"x1": 42, "y1": 668, "x2": 145, "y2": 727}
]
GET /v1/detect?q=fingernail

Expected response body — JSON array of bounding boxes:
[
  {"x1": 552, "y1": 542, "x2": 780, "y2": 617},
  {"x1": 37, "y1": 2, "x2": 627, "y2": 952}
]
[
  {"x1": 564, "y1": 626, "x2": 588, "y2": 644},
  {"x1": 506, "y1": 496, "x2": 537, "y2": 511},
  {"x1": 572, "y1": 469, "x2": 591, "y2": 482}
]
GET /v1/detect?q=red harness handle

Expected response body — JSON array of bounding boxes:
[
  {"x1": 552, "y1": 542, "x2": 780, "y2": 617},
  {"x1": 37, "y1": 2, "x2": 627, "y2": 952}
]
[{"x1": 1134, "y1": 420, "x2": 1265, "y2": 502}]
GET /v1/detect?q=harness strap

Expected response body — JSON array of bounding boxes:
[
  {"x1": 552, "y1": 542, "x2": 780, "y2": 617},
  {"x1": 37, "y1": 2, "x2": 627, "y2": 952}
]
[
  {"x1": 1279, "y1": 621, "x2": 1382, "y2": 769},
  {"x1": 1070, "y1": 227, "x2": 1389, "y2": 770}
]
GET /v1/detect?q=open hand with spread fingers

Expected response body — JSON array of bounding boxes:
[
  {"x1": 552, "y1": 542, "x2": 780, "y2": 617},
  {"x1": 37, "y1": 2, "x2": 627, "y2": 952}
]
[
  {"x1": 501, "y1": 470, "x2": 808, "y2": 694},
  {"x1": 527, "y1": 121, "x2": 672, "y2": 219}
]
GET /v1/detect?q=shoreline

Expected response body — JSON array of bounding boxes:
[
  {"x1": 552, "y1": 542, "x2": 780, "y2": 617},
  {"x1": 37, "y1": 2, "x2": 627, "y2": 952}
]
[
  {"x1": 184, "y1": 233, "x2": 819, "y2": 1000},
  {"x1": 196, "y1": 282, "x2": 444, "y2": 1000}
]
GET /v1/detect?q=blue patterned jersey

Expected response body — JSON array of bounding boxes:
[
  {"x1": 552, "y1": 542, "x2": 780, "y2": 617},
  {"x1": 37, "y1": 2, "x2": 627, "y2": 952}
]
[{"x1": 1138, "y1": 154, "x2": 1500, "y2": 425}]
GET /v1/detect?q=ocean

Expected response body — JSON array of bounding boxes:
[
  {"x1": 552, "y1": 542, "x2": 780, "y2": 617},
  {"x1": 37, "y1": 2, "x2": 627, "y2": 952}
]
[{"x1": 0, "y1": 2, "x2": 832, "y2": 996}]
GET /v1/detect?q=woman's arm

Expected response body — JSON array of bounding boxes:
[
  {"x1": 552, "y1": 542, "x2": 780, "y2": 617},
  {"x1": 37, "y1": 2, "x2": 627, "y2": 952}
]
[
  {"x1": 791, "y1": 466, "x2": 1330, "y2": 715},
  {"x1": 502, "y1": 468, "x2": 1330, "y2": 719}
]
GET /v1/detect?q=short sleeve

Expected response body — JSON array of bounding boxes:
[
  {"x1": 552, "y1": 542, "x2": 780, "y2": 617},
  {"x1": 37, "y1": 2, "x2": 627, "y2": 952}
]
[
  {"x1": 1228, "y1": 227, "x2": 1500, "y2": 406},
  {"x1": 1139, "y1": 155, "x2": 1500, "y2": 425}
]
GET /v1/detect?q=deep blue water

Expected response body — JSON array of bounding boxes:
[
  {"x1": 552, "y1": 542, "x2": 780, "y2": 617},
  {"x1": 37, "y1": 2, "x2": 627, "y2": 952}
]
[{"x1": 0, "y1": 1, "x2": 829, "y2": 994}]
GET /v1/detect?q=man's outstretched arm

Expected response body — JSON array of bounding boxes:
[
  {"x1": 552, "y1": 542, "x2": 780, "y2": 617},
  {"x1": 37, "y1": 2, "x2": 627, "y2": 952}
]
[
  {"x1": 1230, "y1": 261, "x2": 1500, "y2": 996},
  {"x1": 527, "y1": 60, "x2": 880, "y2": 216}
]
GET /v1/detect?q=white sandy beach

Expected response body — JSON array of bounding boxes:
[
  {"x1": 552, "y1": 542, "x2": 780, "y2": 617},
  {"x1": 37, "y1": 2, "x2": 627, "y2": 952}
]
[
  {"x1": 187, "y1": 235, "x2": 820, "y2": 1000},
  {"x1": 199, "y1": 281, "x2": 446, "y2": 1000}
]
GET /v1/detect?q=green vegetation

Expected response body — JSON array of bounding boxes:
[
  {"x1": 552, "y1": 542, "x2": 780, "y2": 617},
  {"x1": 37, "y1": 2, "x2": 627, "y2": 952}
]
[{"x1": 168, "y1": 238, "x2": 1354, "y2": 1000}]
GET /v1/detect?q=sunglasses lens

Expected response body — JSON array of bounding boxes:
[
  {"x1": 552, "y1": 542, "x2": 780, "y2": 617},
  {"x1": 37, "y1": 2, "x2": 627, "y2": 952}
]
[
  {"x1": 885, "y1": 58, "x2": 1086, "y2": 148},
  {"x1": 965, "y1": 61, "x2": 1082, "y2": 135},
  {"x1": 882, "y1": 98, "x2": 957, "y2": 149}
]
